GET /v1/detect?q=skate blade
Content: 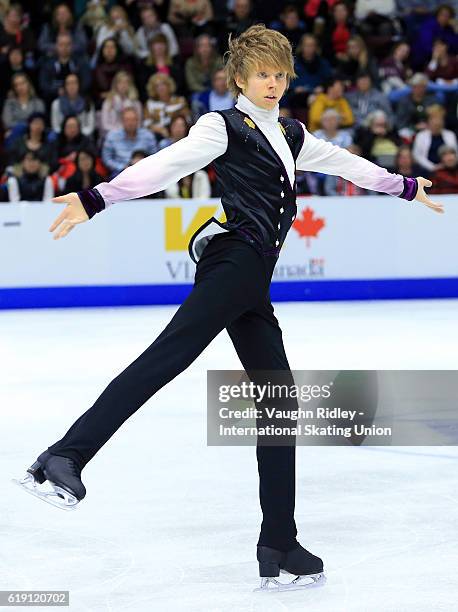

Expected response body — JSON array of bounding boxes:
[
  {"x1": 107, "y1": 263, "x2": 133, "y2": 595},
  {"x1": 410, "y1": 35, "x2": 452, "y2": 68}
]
[
  {"x1": 12, "y1": 474, "x2": 79, "y2": 511},
  {"x1": 254, "y1": 572, "x2": 326, "y2": 592}
]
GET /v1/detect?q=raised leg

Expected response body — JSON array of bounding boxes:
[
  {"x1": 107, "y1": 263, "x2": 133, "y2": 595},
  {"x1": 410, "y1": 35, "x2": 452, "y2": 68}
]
[{"x1": 47, "y1": 236, "x2": 267, "y2": 469}]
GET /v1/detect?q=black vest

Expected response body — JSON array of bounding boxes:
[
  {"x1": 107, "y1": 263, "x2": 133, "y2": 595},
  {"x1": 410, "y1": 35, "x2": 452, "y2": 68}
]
[{"x1": 188, "y1": 107, "x2": 304, "y2": 263}]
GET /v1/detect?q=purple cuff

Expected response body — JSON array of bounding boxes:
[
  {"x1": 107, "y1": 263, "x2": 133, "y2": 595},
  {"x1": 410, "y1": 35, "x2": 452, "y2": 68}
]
[
  {"x1": 399, "y1": 177, "x2": 418, "y2": 201},
  {"x1": 77, "y1": 187, "x2": 105, "y2": 219}
]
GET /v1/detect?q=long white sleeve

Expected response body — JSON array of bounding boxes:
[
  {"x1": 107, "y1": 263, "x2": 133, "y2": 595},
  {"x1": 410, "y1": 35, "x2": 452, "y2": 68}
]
[
  {"x1": 296, "y1": 122, "x2": 405, "y2": 196},
  {"x1": 95, "y1": 112, "x2": 228, "y2": 207}
]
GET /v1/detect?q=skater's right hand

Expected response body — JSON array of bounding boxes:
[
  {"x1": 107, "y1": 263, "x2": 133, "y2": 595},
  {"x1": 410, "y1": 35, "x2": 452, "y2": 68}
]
[{"x1": 49, "y1": 192, "x2": 89, "y2": 240}]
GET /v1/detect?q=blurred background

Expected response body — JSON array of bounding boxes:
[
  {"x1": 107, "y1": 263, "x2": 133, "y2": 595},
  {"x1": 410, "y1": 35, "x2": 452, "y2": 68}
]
[{"x1": 0, "y1": 0, "x2": 456, "y2": 204}]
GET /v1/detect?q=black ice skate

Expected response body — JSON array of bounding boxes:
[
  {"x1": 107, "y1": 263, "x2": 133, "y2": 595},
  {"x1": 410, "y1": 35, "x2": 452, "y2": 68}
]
[
  {"x1": 13, "y1": 451, "x2": 86, "y2": 511},
  {"x1": 254, "y1": 543, "x2": 326, "y2": 592}
]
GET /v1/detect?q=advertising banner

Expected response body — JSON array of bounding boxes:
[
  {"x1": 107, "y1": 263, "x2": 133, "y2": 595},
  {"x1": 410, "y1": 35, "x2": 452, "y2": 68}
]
[{"x1": 0, "y1": 195, "x2": 456, "y2": 307}]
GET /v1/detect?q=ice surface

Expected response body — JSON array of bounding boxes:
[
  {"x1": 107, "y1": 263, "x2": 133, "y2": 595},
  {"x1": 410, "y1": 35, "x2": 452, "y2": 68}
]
[{"x1": 1, "y1": 299, "x2": 458, "y2": 611}]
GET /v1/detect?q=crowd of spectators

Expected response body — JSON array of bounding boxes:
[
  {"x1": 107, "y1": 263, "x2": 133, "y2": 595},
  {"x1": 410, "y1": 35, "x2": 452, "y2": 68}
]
[{"x1": 0, "y1": 0, "x2": 457, "y2": 203}]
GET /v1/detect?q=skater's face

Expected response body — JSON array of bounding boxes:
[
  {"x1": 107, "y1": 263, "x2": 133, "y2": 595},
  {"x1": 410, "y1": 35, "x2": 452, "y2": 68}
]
[{"x1": 236, "y1": 65, "x2": 287, "y2": 110}]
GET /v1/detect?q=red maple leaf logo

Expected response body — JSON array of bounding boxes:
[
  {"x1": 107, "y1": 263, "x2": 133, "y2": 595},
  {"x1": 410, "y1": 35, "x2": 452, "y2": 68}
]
[{"x1": 292, "y1": 207, "x2": 325, "y2": 247}]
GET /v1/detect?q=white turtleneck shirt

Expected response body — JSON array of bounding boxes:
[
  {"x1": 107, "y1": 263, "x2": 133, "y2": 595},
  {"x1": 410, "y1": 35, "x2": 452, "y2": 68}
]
[{"x1": 95, "y1": 92, "x2": 405, "y2": 207}]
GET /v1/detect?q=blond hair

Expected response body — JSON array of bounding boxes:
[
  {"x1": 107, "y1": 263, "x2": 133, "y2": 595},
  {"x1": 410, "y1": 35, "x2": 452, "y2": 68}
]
[
  {"x1": 224, "y1": 24, "x2": 296, "y2": 98},
  {"x1": 426, "y1": 103, "x2": 445, "y2": 119},
  {"x1": 348, "y1": 35, "x2": 369, "y2": 69},
  {"x1": 108, "y1": 70, "x2": 139, "y2": 101},
  {"x1": 147, "y1": 73, "x2": 176, "y2": 99}
]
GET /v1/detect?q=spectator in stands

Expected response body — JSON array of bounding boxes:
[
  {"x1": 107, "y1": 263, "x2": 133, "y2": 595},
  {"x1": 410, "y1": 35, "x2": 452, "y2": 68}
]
[
  {"x1": 310, "y1": 107, "x2": 353, "y2": 193},
  {"x1": 346, "y1": 71, "x2": 392, "y2": 126},
  {"x1": 304, "y1": 0, "x2": 340, "y2": 24},
  {"x1": 7, "y1": 151, "x2": 54, "y2": 202},
  {"x1": 411, "y1": 4, "x2": 458, "y2": 70},
  {"x1": 3, "y1": 0, "x2": 454, "y2": 203},
  {"x1": 143, "y1": 73, "x2": 190, "y2": 143},
  {"x1": 78, "y1": 0, "x2": 108, "y2": 39},
  {"x1": 395, "y1": 73, "x2": 439, "y2": 138},
  {"x1": 168, "y1": 0, "x2": 214, "y2": 38},
  {"x1": 396, "y1": 0, "x2": 451, "y2": 13},
  {"x1": 379, "y1": 42, "x2": 412, "y2": 100},
  {"x1": 355, "y1": 0, "x2": 399, "y2": 59},
  {"x1": 38, "y1": 2, "x2": 88, "y2": 58},
  {"x1": 2, "y1": 73, "x2": 45, "y2": 137},
  {"x1": 0, "y1": 0, "x2": 10, "y2": 21},
  {"x1": 55, "y1": 115, "x2": 96, "y2": 162},
  {"x1": 135, "y1": 5, "x2": 179, "y2": 60},
  {"x1": 96, "y1": 5, "x2": 136, "y2": 58},
  {"x1": 158, "y1": 114, "x2": 189, "y2": 150},
  {"x1": 353, "y1": 109, "x2": 401, "y2": 169},
  {"x1": 38, "y1": 33, "x2": 92, "y2": 105},
  {"x1": 393, "y1": 144, "x2": 423, "y2": 178},
  {"x1": 444, "y1": 90, "x2": 458, "y2": 132},
  {"x1": 0, "y1": 46, "x2": 37, "y2": 105},
  {"x1": 191, "y1": 68, "x2": 234, "y2": 120},
  {"x1": 224, "y1": 0, "x2": 257, "y2": 43},
  {"x1": 335, "y1": 35, "x2": 379, "y2": 86},
  {"x1": 270, "y1": 5, "x2": 305, "y2": 53},
  {"x1": 0, "y1": 4, "x2": 35, "y2": 65},
  {"x1": 426, "y1": 39, "x2": 458, "y2": 84},
  {"x1": 312, "y1": 108, "x2": 353, "y2": 148},
  {"x1": 185, "y1": 34, "x2": 224, "y2": 93},
  {"x1": 64, "y1": 149, "x2": 104, "y2": 193},
  {"x1": 51, "y1": 74, "x2": 95, "y2": 136},
  {"x1": 137, "y1": 33, "x2": 184, "y2": 98},
  {"x1": 430, "y1": 144, "x2": 458, "y2": 193},
  {"x1": 292, "y1": 34, "x2": 332, "y2": 94},
  {"x1": 308, "y1": 77, "x2": 354, "y2": 132},
  {"x1": 320, "y1": 1, "x2": 353, "y2": 62},
  {"x1": 7, "y1": 112, "x2": 57, "y2": 174},
  {"x1": 100, "y1": 70, "x2": 143, "y2": 136},
  {"x1": 102, "y1": 107, "x2": 157, "y2": 177},
  {"x1": 413, "y1": 104, "x2": 457, "y2": 173},
  {"x1": 92, "y1": 38, "x2": 133, "y2": 109},
  {"x1": 288, "y1": 33, "x2": 331, "y2": 120},
  {"x1": 355, "y1": 0, "x2": 397, "y2": 21}
]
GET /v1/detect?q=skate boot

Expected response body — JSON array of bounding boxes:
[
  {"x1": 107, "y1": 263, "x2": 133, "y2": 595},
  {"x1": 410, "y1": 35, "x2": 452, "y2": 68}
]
[
  {"x1": 13, "y1": 450, "x2": 86, "y2": 511},
  {"x1": 254, "y1": 543, "x2": 326, "y2": 592}
]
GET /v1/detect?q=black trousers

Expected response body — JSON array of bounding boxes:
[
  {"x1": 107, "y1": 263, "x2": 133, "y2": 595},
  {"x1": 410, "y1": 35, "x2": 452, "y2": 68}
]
[{"x1": 48, "y1": 233, "x2": 299, "y2": 551}]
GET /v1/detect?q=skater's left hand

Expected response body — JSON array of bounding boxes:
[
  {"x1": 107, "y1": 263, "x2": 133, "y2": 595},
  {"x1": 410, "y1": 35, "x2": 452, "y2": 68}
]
[{"x1": 414, "y1": 177, "x2": 444, "y2": 214}]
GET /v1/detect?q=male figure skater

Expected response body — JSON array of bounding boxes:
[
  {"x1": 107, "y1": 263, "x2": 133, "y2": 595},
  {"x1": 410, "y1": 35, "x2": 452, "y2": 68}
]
[{"x1": 16, "y1": 25, "x2": 443, "y2": 591}]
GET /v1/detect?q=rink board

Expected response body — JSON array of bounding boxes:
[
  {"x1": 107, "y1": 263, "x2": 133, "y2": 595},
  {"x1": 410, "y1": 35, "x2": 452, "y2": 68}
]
[{"x1": 0, "y1": 194, "x2": 456, "y2": 309}]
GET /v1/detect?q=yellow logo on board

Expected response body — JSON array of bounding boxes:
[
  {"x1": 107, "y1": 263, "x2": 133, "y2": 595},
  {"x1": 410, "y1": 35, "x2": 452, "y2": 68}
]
[{"x1": 165, "y1": 206, "x2": 226, "y2": 251}]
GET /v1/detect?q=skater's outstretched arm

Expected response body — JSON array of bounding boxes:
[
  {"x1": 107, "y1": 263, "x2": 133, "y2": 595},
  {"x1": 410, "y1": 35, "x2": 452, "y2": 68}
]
[
  {"x1": 296, "y1": 122, "x2": 444, "y2": 214},
  {"x1": 49, "y1": 113, "x2": 228, "y2": 239}
]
